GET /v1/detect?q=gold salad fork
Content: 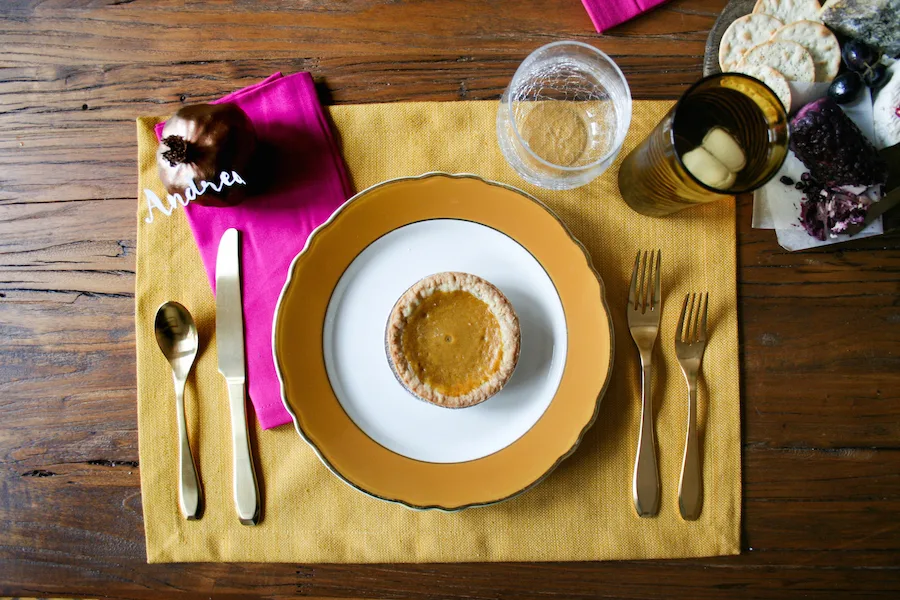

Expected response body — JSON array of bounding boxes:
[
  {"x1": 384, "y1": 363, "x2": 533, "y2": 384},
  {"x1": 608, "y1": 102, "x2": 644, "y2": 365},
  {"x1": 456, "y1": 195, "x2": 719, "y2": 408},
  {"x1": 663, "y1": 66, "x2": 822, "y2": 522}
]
[
  {"x1": 627, "y1": 250, "x2": 661, "y2": 517},
  {"x1": 675, "y1": 293, "x2": 709, "y2": 521}
]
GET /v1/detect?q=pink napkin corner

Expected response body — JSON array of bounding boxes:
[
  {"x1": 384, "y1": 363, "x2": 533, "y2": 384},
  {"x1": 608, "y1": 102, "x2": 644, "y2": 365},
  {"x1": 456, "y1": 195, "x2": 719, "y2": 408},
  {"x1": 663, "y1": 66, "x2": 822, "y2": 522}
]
[
  {"x1": 580, "y1": 0, "x2": 669, "y2": 33},
  {"x1": 155, "y1": 72, "x2": 353, "y2": 429}
]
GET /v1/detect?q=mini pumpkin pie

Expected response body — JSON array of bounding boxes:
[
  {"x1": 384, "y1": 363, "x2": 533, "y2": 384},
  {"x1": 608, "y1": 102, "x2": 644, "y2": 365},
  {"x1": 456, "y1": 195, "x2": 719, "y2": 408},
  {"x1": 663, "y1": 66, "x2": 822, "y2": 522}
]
[{"x1": 386, "y1": 272, "x2": 520, "y2": 409}]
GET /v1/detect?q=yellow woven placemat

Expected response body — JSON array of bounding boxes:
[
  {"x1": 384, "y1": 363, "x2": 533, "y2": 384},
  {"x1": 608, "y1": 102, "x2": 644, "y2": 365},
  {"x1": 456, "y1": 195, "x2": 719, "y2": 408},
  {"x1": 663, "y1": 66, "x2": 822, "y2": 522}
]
[{"x1": 136, "y1": 99, "x2": 740, "y2": 563}]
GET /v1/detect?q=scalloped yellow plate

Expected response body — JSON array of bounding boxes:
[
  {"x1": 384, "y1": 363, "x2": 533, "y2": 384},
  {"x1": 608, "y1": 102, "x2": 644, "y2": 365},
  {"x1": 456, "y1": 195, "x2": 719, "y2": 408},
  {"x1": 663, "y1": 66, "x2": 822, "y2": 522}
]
[{"x1": 273, "y1": 173, "x2": 613, "y2": 510}]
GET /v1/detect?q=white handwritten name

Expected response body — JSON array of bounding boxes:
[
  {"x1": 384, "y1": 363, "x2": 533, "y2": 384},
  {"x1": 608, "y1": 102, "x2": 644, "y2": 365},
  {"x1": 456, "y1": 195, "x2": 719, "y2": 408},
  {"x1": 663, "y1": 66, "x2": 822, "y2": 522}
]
[{"x1": 144, "y1": 170, "x2": 246, "y2": 223}]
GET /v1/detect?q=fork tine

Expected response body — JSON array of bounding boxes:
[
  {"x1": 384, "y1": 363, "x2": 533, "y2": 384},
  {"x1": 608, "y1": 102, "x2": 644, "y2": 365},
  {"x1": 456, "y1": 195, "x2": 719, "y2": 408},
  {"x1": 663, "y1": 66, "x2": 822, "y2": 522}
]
[
  {"x1": 653, "y1": 250, "x2": 661, "y2": 311},
  {"x1": 628, "y1": 251, "x2": 641, "y2": 309},
  {"x1": 687, "y1": 293, "x2": 697, "y2": 342},
  {"x1": 691, "y1": 293, "x2": 702, "y2": 342},
  {"x1": 639, "y1": 251, "x2": 649, "y2": 312},
  {"x1": 699, "y1": 292, "x2": 709, "y2": 342},
  {"x1": 676, "y1": 293, "x2": 689, "y2": 342}
]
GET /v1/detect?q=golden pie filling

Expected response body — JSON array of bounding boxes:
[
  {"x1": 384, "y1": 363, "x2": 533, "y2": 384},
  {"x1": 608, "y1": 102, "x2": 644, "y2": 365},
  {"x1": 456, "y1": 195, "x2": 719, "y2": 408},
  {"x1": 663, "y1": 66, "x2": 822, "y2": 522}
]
[
  {"x1": 401, "y1": 290, "x2": 504, "y2": 396},
  {"x1": 386, "y1": 272, "x2": 520, "y2": 409}
]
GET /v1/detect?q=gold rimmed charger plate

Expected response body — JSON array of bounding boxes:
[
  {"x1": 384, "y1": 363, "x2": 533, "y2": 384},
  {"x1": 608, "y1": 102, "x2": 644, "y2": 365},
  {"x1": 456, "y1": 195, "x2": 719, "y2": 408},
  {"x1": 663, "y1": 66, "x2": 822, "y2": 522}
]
[{"x1": 273, "y1": 173, "x2": 613, "y2": 510}]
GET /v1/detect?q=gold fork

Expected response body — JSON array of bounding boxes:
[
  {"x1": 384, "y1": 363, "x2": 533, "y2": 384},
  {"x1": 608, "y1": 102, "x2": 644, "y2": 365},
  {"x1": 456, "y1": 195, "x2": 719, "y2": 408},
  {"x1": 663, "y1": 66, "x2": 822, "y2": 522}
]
[
  {"x1": 627, "y1": 250, "x2": 661, "y2": 517},
  {"x1": 674, "y1": 292, "x2": 709, "y2": 521}
]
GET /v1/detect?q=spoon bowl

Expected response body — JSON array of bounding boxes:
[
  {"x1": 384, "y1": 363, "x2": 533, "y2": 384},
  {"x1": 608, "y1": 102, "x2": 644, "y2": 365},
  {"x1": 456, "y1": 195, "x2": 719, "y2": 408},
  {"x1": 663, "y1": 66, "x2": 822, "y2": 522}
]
[
  {"x1": 155, "y1": 301, "x2": 200, "y2": 380},
  {"x1": 154, "y1": 301, "x2": 203, "y2": 520}
]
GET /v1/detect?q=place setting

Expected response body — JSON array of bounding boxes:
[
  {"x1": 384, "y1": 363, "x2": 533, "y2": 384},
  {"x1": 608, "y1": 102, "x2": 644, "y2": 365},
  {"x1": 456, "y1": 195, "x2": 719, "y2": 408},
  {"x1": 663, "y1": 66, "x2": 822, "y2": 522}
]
[{"x1": 133, "y1": 0, "x2": 893, "y2": 563}]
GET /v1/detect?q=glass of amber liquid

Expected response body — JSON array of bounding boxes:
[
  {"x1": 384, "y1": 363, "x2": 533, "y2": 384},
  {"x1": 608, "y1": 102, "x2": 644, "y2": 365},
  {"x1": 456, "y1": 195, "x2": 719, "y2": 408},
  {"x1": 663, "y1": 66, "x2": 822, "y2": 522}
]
[{"x1": 618, "y1": 73, "x2": 789, "y2": 217}]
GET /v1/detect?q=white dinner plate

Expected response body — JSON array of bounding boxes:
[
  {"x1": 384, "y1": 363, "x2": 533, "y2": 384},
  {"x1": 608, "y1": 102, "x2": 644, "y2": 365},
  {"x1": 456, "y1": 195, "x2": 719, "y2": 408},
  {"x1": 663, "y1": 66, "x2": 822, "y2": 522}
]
[{"x1": 323, "y1": 219, "x2": 568, "y2": 463}]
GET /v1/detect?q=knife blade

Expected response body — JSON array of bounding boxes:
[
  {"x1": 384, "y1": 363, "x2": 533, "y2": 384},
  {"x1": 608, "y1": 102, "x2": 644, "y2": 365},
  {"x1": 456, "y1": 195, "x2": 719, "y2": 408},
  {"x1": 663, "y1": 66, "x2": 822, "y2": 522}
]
[
  {"x1": 215, "y1": 228, "x2": 260, "y2": 526},
  {"x1": 845, "y1": 144, "x2": 900, "y2": 237},
  {"x1": 844, "y1": 186, "x2": 900, "y2": 237}
]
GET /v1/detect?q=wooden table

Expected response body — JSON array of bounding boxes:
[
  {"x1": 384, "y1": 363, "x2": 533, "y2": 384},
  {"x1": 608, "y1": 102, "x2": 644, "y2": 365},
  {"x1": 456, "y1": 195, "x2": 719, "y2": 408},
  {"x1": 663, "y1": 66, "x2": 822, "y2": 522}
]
[{"x1": 1, "y1": 1, "x2": 898, "y2": 598}]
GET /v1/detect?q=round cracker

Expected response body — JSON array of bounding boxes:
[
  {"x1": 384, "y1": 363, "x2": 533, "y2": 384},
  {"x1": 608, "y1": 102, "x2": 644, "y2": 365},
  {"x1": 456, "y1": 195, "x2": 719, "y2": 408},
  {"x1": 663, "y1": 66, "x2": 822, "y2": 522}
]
[
  {"x1": 737, "y1": 40, "x2": 816, "y2": 82},
  {"x1": 735, "y1": 64, "x2": 793, "y2": 111},
  {"x1": 774, "y1": 20, "x2": 841, "y2": 82},
  {"x1": 718, "y1": 14, "x2": 785, "y2": 72},
  {"x1": 752, "y1": 0, "x2": 821, "y2": 23}
]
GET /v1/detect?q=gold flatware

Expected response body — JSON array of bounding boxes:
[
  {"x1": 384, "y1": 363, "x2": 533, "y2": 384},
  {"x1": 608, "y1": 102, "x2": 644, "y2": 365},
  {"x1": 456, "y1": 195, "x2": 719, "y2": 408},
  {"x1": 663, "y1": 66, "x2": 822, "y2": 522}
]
[
  {"x1": 627, "y1": 250, "x2": 661, "y2": 517},
  {"x1": 215, "y1": 228, "x2": 261, "y2": 526},
  {"x1": 675, "y1": 292, "x2": 709, "y2": 521},
  {"x1": 154, "y1": 301, "x2": 203, "y2": 520}
]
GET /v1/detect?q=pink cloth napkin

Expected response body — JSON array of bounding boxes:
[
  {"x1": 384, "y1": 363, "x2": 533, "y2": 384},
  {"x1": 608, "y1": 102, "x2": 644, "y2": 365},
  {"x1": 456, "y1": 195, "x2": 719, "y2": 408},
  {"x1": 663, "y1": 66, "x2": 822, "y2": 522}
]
[
  {"x1": 580, "y1": 0, "x2": 669, "y2": 32},
  {"x1": 155, "y1": 72, "x2": 353, "y2": 429}
]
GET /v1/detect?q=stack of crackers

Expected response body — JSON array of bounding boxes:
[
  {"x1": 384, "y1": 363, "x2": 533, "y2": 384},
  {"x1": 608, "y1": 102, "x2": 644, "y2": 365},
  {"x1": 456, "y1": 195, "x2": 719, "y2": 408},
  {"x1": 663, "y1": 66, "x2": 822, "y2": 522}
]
[{"x1": 718, "y1": 0, "x2": 841, "y2": 110}]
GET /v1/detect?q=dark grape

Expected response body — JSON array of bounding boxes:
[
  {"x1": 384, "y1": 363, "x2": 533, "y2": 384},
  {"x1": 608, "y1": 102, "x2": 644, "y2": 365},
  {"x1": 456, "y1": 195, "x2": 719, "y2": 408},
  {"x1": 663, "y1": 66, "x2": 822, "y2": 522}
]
[
  {"x1": 842, "y1": 39, "x2": 879, "y2": 72},
  {"x1": 828, "y1": 72, "x2": 863, "y2": 104},
  {"x1": 864, "y1": 63, "x2": 890, "y2": 90},
  {"x1": 780, "y1": 175, "x2": 794, "y2": 185}
]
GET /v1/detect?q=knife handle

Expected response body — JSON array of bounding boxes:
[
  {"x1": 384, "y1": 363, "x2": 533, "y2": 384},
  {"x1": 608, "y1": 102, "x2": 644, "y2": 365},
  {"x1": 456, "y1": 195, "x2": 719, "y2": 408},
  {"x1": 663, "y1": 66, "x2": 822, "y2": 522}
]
[{"x1": 226, "y1": 381, "x2": 260, "y2": 526}]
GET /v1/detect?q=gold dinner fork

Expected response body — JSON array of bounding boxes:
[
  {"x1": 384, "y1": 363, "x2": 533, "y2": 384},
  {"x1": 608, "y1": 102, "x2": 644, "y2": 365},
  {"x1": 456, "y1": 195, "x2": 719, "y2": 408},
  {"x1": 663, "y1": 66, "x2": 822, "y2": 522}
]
[
  {"x1": 627, "y1": 250, "x2": 661, "y2": 517},
  {"x1": 675, "y1": 292, "x2": 709, "y2": 521}
]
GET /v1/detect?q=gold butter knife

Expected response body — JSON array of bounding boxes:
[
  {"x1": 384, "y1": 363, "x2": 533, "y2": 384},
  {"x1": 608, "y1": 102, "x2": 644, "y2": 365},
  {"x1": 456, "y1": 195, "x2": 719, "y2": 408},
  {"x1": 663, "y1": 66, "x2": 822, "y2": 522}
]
[{"x1": 216, "y1": 228, "x2": 260, "y2": 526}]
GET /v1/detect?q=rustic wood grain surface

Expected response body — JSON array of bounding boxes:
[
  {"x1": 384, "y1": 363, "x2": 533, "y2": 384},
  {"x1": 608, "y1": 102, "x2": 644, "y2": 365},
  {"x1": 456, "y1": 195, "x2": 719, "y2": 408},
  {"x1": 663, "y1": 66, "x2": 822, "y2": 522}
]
[{"x1": 1, "y1": 1, "x2": 898, "y2": 598}]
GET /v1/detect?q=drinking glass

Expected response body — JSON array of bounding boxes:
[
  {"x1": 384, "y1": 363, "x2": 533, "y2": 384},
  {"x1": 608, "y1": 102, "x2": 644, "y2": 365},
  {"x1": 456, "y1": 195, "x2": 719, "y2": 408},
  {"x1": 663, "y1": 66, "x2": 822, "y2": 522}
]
[
  {"x1": 497, "y1": 41, "x2": 632, "y2": 190},
  {"x1": 618, "y1": 73, "x2": 789, "y2": 217}
]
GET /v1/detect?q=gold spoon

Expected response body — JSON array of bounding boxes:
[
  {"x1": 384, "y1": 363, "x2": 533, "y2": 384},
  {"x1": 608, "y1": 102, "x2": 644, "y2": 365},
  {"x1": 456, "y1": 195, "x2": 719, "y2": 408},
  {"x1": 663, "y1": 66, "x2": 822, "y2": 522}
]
[{"x1": 154, "y1": 301, "x2": 203, "y2": 520}]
